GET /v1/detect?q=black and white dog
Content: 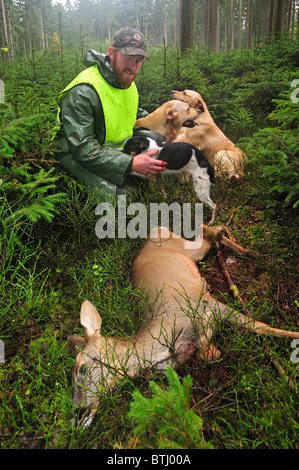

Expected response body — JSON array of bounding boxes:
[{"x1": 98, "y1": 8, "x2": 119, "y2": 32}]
[{"x1": 123, "y1": 130, "x2": 216, "y2": 224}]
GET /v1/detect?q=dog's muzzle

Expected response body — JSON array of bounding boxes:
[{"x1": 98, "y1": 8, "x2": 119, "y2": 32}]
[{"x1": 183, "y1": 120, "x2": 198, "y2": 128}]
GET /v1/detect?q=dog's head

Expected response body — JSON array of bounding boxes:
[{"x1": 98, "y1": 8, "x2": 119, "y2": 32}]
[
  {"x1": 135, "y1": 100, "x2": 199, "y2": 142},
  {"x1": 123, "y1": 135, "x2": 151, "y2": 156},
  {"x1": 171, "y1": 90, "x2": 205, "y2": 113},
  {"x1": 161, "y1": 100, "x2": 199, "y2": 141},
  {"x1": 123, "y1": 131, "x2": 163, "y2": 156}
]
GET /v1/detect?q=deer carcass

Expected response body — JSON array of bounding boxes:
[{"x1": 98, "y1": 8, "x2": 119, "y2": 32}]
[{"x1": 68, "y1": 226, "x2": 299, "y2": 427}]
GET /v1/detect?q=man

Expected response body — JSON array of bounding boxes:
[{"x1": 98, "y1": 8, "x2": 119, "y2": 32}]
[{"x1": 54, "y1": 27, "x2": 166, "y2": 199}]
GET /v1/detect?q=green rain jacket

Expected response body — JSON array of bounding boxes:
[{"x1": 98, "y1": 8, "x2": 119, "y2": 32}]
[{"x1": 54, "y1": 49, "x2": 147, "y2": 199}]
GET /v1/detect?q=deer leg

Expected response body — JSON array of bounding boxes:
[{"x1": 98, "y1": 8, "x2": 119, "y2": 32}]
[{"x1": 201, "y1": 225, "x2": 248, "y2": 254}]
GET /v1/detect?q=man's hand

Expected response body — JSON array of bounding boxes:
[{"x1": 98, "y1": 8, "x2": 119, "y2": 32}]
[{"x1": 131, "y1": 148, "x2": 167, "y2": 179}]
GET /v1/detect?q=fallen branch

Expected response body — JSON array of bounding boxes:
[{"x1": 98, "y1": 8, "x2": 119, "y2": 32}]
[
  {"x1": 216, "y1": 231, "x2": 249, "y2": 255},
  {"x1": 226, "y1": 197, "x2": 252, "y2": 226},
  {"x1": 264, "y1": 345, "x2": 297, "y2": 394},
  {"x1": 215, "y1": 241, "x2": 249, "y2": 309}
]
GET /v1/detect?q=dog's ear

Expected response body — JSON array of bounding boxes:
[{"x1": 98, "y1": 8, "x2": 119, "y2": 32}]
[
  {"x1": 166, "y1": 110, "x2": 178, "y2": 124},
  {"x1": 197, "y1": 100, "x2": 205, "y2": 112}
]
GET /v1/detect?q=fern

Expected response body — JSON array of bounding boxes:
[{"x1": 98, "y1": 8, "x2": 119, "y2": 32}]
[
  {"x1": 6, "y1": 192, "x2": 65, "y2": 224},
  {"x1": 128, "y1": 366, "x2": 212, "y2": 449},
  {"x1": 1, "y1": 168, "x2": 65, "y2": 226},
  {"x1": 0, "y1": 110, "x2": 54, "y2": 157},
  {"x1": 269, "y1": 96, "x2": 299, "y2": 130},
  {"x1": 0, "y1": 92, "x2": 65, "y2": 229},
  {"x1": 0, "y1": 106, "x2": 30, "y2": 157}
]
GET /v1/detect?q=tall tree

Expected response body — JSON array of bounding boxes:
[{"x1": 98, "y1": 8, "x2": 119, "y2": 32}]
[
  {"x1": 269, "y1": 0, "x2": 274, "y2": 34},
  {"x1": 1, "y1": 0, "x2": 10, "y2": 60},
  {"x1": 246, "y1": 0, "x2": 253, "y2": 48},
  {"x1": 238, "y1": 0, "x2": 243, "y2": 49},
  {"x1": 272, "y1": 0, "x2": 287, "y2": 37},
  {"x1": 209, "y1": 0, "x2": 217, "y2": 51},
  {"x1": 215, "y1": 0, "x2": 221, "y2": 52},
  {"x1": 179, "y1": 0, "x2": 194, "y2": 51},
  {"x1": 286, "y1": 0, "x2": 292, "y2": 31},
  {"x1": 7, "y1": 7, "x2": 14, "y2": 59},
  {"x1": 202, "y1": 0, "x2": 209, "y2": 46},
  {"x1": 230, "y1": 0, "x2": 235, "y2": 50},
  {"x1": 290, "y1": 0, "x2": 297, "y2": 35}
]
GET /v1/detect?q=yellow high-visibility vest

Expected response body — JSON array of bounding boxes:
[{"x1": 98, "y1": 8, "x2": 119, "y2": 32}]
[{"x1": 57, "y1": 64, "x2": 138, "y2": 150}]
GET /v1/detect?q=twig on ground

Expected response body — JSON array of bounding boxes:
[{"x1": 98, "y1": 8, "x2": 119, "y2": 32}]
[
  {"x1": 215, "y1": 241, "x2": 249, "y2": 309},
  {"x1": 226, "y1": 197, "x2": 252, "y2": 226}
]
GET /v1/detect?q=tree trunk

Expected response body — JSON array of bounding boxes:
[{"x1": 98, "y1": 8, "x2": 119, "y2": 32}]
[
  {"x1": 224, "y1": 15, "x2": 227, "y2": 52},
  {"x1": 291, "y1": 0, "x2": 296, "y2": 35},
  {"x1": 216, "y1": 1, "x2": 220, "y2": 52},
  {"x1": 247, "y1": 0, "x2": 253, "y2": 49},
  {"x1": 163, "y1": 8, "x2": 168, "y2": 47},
  {"x1": 1, "y1": 0, "x2": 10, "y2": 61},
  {"x1": 286, "y1": 0, "x2": 292, "y2": 32},
  {"x1": 208, "y1": 0, "x2": 217, "y2": 50},
  {"x1": 269, "y1": 0, "x2": 274, "y2": 35},
  {"x1": 272, "y1": 0, "x2": 280, "y2": 37},
  {"x1": 203, "y1": 0, "x2": 209, "y2": 46},
  {"x1": 272, "y1": 0, "x2": 286, "y2": 38},
  {"x1": 230, "y1": 0, "x2": 235, "y2": 50},
  {"x1": 179, "y1": 0, "x2": 194, "y2": 52},
  {"x1": 262, "y1": 1, "x2": 269, "y2": 37},
  {"x1": 238, "y1": 0, "x2": 243, "y2": 49},
  {"x1": 7, "y1": 7, "x2": 14, "y2": 60},
  {"x1": 279, "y1": 0, "x2": 286, "y2": 31},
  {"x1": 41, "y1": 11, "x2": 46, "y2": 53}
]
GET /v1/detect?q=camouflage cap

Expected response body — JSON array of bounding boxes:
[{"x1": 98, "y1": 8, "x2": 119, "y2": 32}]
[{"x1": 111, "y1": 27, "x2": 149, "y2": 60}]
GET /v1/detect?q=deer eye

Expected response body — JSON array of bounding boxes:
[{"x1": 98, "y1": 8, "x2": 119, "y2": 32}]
[
  {"x1": 77, "y1": 365, "x2": 88, "y2": 383},
  {"x1": 79, "y1": 365, "x2": 87, "y2": 376}
]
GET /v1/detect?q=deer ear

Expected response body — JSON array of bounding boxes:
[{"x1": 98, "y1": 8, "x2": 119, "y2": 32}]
[{"x1": 80, "y1": 300, "x2": 102, "y2": 340}]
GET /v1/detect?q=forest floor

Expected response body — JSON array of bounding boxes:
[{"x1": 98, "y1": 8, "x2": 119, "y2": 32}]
[{"x1": 1, "y1": 156, "x2": 298, "y2": 449}]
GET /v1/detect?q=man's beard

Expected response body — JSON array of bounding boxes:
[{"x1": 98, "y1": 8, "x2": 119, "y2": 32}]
[{"x1": 113, "y1": 63, "x2": 137, "y2": 88}]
